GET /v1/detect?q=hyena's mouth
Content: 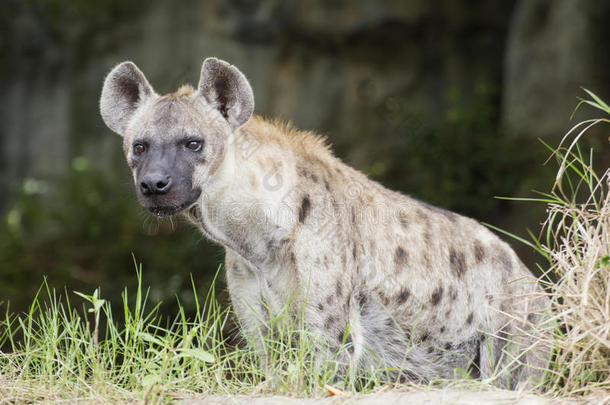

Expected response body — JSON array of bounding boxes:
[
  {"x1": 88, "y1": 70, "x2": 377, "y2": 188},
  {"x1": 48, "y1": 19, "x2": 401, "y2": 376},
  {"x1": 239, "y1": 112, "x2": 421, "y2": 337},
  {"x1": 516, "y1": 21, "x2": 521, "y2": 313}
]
[
  {"x1": 149, "y1": 205, "x2": 186, "y2": 217},
  {"x1": 148, "y1": 191, "x2": 201, "y2": 217}
]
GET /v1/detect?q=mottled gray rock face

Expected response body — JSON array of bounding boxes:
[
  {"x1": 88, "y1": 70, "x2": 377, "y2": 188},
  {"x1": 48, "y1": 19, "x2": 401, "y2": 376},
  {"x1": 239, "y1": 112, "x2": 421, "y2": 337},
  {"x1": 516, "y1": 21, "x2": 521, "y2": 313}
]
[
  {"x1": 502, "y1": 0, "x2": 610, "y2": 137},
  {"x1": 0, "y1": 0, "x2": 605, "y2": 209}
]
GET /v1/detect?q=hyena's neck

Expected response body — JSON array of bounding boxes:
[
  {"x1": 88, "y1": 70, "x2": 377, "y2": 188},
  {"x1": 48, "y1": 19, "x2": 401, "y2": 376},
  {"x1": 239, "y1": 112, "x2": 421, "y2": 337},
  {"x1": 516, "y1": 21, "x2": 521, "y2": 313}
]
[{"x1": 192, "y1": 116, "x2": 306, "y2": 271}]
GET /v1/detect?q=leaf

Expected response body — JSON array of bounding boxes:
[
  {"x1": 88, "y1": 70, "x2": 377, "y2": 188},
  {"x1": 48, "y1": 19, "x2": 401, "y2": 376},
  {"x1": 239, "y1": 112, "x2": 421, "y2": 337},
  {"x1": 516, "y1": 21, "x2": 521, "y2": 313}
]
[
  {"x1": 325, "y1": 384, "x2": 346, "y2": 397},
  {"x1": 582, "y1": 88, "x2": 610, "y2": 114},
  {"x1": 177, "y1": 348, "x2": 214, "y2": 363},
  {"x1": 141, "y1": 374, "x2": 161, "y2": 388},
  {"x1": 595, "y1": 255, "x2": 610, "y2": 269},
  {"x1": 138, "y1": 332, "x2": 164, "y2": 346},
  {"x1": 482, "y1": 223, "x2": 540, "y2": 252}
]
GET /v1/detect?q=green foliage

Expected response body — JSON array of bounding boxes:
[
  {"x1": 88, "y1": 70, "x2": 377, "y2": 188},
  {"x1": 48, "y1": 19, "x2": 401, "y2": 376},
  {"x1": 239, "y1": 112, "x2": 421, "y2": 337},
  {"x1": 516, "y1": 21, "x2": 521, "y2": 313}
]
[
  {"x1": 0, "y1": 158, "x2": 223, "y2": 315},
  {"x1": 0, "y1": 269, "x2": 392, "y2": 402},
  {"x1": 370, "y1": 82, "x2": 547, "y2": 218},
  {"x1": 27, "y1": 0, "x2": 142, "y2": 40}
]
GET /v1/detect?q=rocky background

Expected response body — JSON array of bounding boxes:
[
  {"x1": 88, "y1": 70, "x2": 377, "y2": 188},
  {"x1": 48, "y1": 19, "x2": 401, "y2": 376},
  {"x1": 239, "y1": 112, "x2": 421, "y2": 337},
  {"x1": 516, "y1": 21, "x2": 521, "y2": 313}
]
[{"x1": 1, "y1": 0, "x2": 609, "y2": 313}]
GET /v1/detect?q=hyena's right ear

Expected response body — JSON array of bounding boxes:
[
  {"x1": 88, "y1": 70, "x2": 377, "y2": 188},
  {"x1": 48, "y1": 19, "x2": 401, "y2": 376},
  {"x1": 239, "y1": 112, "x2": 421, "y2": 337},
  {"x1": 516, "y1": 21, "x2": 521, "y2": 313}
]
[
  {"x1": 100, "y1": 61, "x2": 155, "y2": 136},
  {"x1": 197, "y1": 57, "x2": 254, "y2": 131}
]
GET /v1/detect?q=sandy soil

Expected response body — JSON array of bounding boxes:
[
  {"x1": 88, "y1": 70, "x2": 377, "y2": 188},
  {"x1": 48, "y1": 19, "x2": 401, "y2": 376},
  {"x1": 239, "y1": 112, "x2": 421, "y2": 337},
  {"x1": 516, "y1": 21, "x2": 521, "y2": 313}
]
[{"x1": 176, "y1": 389, "x2": 609, "y2": 405}]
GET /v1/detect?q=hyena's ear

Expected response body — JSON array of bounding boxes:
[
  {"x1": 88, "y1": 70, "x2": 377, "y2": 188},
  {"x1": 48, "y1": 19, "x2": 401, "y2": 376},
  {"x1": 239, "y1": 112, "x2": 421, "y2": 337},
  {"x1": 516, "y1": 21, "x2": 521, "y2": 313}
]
[
  {"x1": 100, "y1": 61, "x2": 155, "y2": 136},
  {"x1": 197, "y1": 57, "x2": 254, "y2": 131}
]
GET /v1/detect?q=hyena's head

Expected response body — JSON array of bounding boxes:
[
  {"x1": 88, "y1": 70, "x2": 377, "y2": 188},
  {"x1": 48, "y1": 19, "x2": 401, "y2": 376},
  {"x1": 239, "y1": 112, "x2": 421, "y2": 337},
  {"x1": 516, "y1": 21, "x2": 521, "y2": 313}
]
[{"x1": 100, "y1": 58, "x2": 254, "y2": 216}]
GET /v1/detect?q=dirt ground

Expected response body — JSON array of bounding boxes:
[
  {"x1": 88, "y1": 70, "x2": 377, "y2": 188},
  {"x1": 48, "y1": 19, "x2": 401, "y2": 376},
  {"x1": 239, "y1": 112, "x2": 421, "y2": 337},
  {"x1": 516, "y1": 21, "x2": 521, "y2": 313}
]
[{"x1": 176, "y1": 389, "x2": 609, "y2": 405}]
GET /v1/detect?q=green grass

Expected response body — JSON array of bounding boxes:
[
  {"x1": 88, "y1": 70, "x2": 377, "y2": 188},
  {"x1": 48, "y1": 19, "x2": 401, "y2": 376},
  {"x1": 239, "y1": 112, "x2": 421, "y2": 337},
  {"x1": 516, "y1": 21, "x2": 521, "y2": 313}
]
[{"x1": 0, "y1": 261, "x2": 397, "y2": 403}]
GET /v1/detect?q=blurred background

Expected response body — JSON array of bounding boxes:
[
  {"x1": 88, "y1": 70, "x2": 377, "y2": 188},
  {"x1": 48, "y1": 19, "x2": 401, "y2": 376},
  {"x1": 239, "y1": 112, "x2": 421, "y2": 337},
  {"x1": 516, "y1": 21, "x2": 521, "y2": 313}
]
[{"x1": 1, "y1": 0, "x2": 609, "y2": 316}]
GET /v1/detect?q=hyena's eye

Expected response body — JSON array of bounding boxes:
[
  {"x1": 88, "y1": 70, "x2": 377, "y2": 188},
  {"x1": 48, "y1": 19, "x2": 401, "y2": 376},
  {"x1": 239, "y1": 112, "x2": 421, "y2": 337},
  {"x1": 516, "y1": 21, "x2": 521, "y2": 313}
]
[
  {"x1": 186, "y1": 140, "x2": 203, "y2": 152},
  {"x1": 133, "y1": 143, "x2": 146, "y2": 155}
]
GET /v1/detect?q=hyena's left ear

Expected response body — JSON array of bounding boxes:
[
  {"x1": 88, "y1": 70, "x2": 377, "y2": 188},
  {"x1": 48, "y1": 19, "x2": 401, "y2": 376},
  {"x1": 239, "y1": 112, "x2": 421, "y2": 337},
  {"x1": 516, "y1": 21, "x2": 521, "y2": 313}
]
[
  {"x1": 100, "y1": 61, "x2": 156, "y2": 136},
  {"x1": 197, "y1": 57, "x2": 254, "y2": 131}
]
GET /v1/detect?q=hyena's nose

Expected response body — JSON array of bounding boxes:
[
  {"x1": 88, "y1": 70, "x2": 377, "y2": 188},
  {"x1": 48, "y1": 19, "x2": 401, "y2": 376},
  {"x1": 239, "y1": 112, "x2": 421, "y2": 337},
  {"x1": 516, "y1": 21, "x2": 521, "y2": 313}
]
[{"x1": 140, "y1": 174, "x2": 172, "y2": 195}]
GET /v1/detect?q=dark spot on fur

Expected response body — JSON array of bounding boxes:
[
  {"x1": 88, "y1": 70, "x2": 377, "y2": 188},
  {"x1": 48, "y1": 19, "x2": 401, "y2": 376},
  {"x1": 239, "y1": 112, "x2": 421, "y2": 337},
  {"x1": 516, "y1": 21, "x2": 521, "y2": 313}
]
[
  {"x1": 473, "y1": 241, "x2": 486, "y2": 263},
  {"x1": 424, "y1": 231, "x2": 432, "y2": 245},
  {"x1": 299, "y1": 195, "x2": 311, "y2": 223},
  {"x1": 357, "y1": 292, "x2": 368, "y2": 308},
  {"x1": 427, "y1": 346, "x2": 434, "y2": 354},
  {"x1": 527, "y1": 313, "x2": 536, "y2": 323},
  {"x1": 399, "y1": 212, "x2": 409, "y2": 227},
  {"x1": 444, "y1": 343, "x2": 452, "y2": 350},
  {"x1": 317, "y1": 302, "x2": 324, "y2": 311},
  {"x1": 326, "y1": 294, "x2": 334, "y2": 305},
  {"x1": 430, "y1": 286, "x2": 443, "y2": 306},
  {"x1": 351, "y1": 207, "x2": 356, "y2": 224},
  {"x1": 394, "y1": 246, "x2": 408, "y2": 266},
  {"x1": 385, "y1": 318, "x2": 394, "y2": 328},
  {"x1": 421, "y1": 333, "x2": 429, "y2": 342},
  {"x1": 449, "y1": 287, "x2": 458, "y2": 301},
  {"x1": 266, "y1": 238, "x2": 276, "y2": 252},
  {"x1": 417, "y1": 209, "x2": 427, "y2": 222},
  {"x1": 466, "y1": 312, "x2": 474, "y2": 325},
  {"x1": 445, "y1": 308, "x2": 452, "y2": 318},
  {"x1": 423, "y1": 253, "x2": 431, "y2": 269},
  {"x1": 396, "y1": 288, "x2": 410, "y2": 304},
  {"x1": 501, "y1": 256, "x2": 513, "y2": 273},
  {"x1": 311, "y1": 174, "x2": 318, "y2": 183},
  {"x1": 352, "y1": 245, "x2": 357, "y2": 260},
  {"x1": 325, "y1": 315, "x2": 336, "y2": 329},
  {"x1": 324, "y1": 180, "x2": 331, "y2": 191},
  {"x1": 449, "y1": 248, "x2": 467, "y2": 278},
  {"x1": 440, "y1": 326, "x2": 446, "y2": 333},
  {"x1": 336, "y1": 283, "x2": 343, "y2": 297}
]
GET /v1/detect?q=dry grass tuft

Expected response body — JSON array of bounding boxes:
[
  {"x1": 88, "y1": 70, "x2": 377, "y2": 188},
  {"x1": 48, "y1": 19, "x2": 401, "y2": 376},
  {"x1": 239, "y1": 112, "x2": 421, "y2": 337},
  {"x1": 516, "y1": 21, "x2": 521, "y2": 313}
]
[
  {"x1": 544, "y1": 171, "x2": 609, "y2": 395},
  {"x1": 535, "y1": 89, "x2": 610, "y2": 395}
]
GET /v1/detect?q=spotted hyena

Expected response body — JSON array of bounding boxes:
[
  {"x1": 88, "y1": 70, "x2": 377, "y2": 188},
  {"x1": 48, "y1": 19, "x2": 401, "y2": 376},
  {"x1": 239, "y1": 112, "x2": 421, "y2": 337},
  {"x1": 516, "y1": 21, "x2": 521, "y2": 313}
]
[{"x1": 100, "y1": 57, "x2": 549, "y2": 388}]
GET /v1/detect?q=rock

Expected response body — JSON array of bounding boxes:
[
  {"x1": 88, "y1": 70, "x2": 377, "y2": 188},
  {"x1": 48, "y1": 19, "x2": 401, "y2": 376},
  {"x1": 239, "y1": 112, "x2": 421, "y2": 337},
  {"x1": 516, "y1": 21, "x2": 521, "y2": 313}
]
[{"x1": 502, "y1": 0, "x2": 610, "y2": 138}]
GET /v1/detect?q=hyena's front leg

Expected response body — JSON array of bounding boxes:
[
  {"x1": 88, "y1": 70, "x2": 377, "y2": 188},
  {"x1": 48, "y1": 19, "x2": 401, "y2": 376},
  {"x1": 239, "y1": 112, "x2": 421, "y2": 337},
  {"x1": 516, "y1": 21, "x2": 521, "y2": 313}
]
[{"x1": 224, "y1": 251, "x2": 270, "y2": 364}]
